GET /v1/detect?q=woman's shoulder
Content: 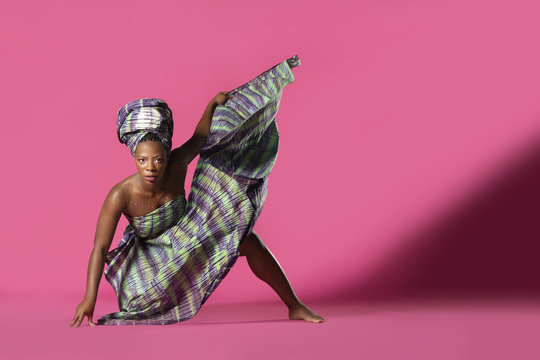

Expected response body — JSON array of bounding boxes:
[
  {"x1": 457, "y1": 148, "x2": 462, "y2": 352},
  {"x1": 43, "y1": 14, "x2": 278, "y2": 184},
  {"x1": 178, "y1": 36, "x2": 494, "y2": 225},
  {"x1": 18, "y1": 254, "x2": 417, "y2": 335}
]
[{"x1": 105, "y1": 174, "x2": 137, "y2": 206}]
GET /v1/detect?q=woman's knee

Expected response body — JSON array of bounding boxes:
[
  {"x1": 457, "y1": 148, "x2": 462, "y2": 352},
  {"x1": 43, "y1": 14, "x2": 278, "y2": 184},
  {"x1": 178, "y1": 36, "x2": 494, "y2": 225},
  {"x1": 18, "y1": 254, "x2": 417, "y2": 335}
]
[
  {"x1": 238, "y1": 231, "x2": 265, "y2": 256},
  {"x1": 248, "y1": 231, "x2": 266, "y2": 248}
]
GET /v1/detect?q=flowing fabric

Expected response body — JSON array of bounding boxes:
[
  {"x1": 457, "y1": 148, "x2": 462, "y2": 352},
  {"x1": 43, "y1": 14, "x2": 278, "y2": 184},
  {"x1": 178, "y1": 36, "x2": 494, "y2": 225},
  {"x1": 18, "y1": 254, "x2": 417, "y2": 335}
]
[{"x1": 97, "y1": 54, "x2": 300, "y2": 325}]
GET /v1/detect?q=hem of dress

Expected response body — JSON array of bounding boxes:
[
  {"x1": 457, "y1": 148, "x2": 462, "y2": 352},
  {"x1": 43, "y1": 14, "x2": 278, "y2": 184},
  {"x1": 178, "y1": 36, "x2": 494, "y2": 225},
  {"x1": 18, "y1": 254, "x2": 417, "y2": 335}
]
[{"x1": 97, "y1": 318, "x2": 186, "y2": 326}]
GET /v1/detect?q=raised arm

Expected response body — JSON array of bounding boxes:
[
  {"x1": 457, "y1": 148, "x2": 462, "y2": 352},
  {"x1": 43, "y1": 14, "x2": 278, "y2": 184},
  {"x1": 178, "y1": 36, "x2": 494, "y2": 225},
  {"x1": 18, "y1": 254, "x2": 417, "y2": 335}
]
[
  {"x1": 69, "y1": 184, "x2": 124, "y2": 327},
  {"x1": 169, "y1": 91, "x2": 232, "y2": 166}
]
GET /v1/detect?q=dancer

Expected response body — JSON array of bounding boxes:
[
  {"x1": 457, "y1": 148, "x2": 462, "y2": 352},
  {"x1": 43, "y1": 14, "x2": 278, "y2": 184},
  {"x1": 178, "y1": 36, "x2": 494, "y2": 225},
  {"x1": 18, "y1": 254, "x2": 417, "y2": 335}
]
[{"x1": 69, "y1": 55, "x2": 324, "y2": 326}]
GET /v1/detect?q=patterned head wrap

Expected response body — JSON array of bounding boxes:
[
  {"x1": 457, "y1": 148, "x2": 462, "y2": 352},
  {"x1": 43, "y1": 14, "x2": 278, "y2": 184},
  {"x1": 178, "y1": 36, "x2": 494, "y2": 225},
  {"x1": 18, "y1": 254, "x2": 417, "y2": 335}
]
[{"x1": 116, "y1": 98, "x2": 174, "y2": 157}]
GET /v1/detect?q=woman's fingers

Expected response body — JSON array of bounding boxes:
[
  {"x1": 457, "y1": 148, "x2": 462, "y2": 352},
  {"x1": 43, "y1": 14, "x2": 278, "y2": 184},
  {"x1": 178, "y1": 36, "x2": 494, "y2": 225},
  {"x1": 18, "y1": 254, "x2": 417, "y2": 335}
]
[
  {"x1": 70, "y1": 317, "x2": 80, "y2": 327},
  {"x1": 69, "y1": 300, "x2": 97, "y2": 327},
  {"x1": 68, "y1": 314, "x2": 78, "y2": 327},
  {"x1": 213, "y1": 91, "x2": 233, "y2": 106},
  {"x1": 68, "y1": 313, "x2": 95, "y2": 328},
  {"x1": 71, "y1": 310, "x2": 84, "y2": 328},
  {"x1": 69, "y1": 310, "x2": 83, "y2": 327}
]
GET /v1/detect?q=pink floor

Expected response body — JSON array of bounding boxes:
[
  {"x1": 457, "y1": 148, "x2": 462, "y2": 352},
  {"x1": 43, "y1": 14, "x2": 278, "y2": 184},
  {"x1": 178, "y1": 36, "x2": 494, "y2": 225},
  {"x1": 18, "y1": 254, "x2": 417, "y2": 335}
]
[{"x1": 3, "y1": 294, "x2": 540, "y2": 359}]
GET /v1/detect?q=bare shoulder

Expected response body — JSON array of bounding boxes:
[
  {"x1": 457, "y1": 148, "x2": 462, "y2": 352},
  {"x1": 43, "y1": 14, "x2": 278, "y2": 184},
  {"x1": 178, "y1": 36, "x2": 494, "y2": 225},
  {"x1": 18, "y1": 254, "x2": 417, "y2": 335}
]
[{"x1": 102, "y1": 176, "x2": 133, "y2": 212}]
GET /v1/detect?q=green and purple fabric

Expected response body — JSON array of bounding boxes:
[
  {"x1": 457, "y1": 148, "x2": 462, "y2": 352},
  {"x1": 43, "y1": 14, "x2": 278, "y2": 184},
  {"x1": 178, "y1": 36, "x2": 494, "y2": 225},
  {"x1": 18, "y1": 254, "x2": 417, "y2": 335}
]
[
  {"x1": 97, "y1": 55, "x2": 300, "y2": 325},
  {"x1": 116, "y1": 98, "x2": 174, "y2": 157}
]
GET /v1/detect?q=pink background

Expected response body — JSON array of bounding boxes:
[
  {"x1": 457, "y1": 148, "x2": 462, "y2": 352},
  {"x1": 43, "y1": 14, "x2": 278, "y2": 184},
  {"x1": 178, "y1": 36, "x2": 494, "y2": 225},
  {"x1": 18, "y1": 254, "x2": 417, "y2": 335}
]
[{"x1": 2, "y1": 0, "x2": 540, "y2": 335}]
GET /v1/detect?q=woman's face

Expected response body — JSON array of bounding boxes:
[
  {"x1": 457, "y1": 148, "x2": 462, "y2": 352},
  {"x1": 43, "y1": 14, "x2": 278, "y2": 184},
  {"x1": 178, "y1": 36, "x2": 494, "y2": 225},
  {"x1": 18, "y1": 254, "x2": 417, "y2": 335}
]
[{"x1": 134, "y1": 141, "x2": 168, "y2": 185}]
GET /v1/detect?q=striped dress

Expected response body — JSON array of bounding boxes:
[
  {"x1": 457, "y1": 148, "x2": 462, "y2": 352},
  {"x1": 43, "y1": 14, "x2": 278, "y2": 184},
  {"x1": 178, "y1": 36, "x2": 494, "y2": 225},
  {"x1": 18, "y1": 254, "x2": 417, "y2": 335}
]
[{"x1": 97, "y1": 54, "x2": 301, "y2": 325}]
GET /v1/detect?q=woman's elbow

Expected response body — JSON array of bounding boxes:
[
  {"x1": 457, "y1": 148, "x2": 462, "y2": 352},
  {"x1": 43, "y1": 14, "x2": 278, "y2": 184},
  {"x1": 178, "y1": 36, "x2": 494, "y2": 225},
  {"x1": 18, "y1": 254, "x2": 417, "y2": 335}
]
[{"x1": 92, "y1": 246, "x2": 109, "y2": 258}]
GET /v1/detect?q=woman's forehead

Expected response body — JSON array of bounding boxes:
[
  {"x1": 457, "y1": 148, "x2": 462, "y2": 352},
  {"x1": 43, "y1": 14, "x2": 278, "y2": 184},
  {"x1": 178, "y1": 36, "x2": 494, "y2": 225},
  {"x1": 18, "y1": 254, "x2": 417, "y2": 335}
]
[{"x1": 135, "y1": 141, "x2": 166, "y2": 156}]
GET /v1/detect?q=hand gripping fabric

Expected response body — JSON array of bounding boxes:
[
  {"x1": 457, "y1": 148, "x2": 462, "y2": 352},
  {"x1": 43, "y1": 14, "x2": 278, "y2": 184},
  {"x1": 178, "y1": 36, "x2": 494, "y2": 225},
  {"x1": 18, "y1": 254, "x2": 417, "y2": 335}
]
[{"x1": 97, "y1": 55, "x2": 300, "y2": 325}]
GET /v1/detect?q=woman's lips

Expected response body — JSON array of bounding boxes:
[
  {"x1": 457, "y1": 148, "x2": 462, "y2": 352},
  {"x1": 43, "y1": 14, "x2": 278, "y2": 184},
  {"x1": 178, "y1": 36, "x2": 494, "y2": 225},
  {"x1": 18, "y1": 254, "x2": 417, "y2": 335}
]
[{"x1": 144, "y1": 176, "x2": 157, "y2": 182}]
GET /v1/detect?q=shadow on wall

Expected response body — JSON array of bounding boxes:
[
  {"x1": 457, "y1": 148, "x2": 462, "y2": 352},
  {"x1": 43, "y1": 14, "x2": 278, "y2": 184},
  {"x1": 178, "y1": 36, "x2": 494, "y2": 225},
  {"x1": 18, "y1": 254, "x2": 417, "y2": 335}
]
[{"x1": 332, "y1": 134, "x2": 540, "y2": 303}]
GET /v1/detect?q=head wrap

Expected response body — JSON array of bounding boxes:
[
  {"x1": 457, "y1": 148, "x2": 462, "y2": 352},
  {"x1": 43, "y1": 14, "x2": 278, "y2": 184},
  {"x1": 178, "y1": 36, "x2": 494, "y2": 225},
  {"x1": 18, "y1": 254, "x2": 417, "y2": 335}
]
[{"x1": 116, "y1": 98, "x2": 174, "y2": 157}]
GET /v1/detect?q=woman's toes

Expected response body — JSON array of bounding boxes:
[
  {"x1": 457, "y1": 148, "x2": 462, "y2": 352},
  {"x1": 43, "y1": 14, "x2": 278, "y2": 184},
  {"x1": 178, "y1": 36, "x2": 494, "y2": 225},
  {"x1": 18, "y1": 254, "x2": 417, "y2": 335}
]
[{"x1": 288, "y1": 303, "x2": 324, "y2": 323}]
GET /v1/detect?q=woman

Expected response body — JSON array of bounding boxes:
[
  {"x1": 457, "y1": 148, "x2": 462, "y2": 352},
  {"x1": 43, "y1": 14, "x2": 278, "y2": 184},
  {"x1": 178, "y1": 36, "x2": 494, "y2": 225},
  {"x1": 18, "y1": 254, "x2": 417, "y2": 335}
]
[{"x1": 69, "y1": 55, "x2": 324, "y2": 326}]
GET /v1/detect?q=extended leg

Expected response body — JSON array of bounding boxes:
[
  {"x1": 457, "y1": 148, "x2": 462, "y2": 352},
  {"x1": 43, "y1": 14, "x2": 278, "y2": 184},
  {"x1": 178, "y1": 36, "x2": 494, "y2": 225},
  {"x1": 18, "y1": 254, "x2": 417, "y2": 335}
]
[{"x1": 238, "y1": 231, "x2": 324, "y2": 323}]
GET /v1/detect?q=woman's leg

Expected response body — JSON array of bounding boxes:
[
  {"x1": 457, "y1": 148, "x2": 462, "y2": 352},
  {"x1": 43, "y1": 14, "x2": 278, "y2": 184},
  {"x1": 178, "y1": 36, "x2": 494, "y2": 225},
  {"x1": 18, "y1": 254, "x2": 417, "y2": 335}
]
[{"x1": 238, "y1": 231, "x2": 324, "y2": 323}]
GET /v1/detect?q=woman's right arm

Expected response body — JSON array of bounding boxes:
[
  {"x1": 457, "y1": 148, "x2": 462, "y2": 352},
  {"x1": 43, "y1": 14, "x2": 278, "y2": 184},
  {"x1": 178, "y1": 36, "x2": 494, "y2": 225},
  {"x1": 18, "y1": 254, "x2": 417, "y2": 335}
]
[
  {"x1": 69, "y1": 184, "x2": 124, "y2": 328},
  {"x1": 169, "y1": 92, "x2": 232, "y2": 167}
]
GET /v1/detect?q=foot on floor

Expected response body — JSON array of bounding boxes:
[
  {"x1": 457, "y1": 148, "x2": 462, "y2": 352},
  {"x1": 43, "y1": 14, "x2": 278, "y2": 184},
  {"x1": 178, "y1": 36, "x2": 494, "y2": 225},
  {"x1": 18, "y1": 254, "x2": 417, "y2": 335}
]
[{"x1": 288, "y1": 302, "x2": 324, "y2": 323}]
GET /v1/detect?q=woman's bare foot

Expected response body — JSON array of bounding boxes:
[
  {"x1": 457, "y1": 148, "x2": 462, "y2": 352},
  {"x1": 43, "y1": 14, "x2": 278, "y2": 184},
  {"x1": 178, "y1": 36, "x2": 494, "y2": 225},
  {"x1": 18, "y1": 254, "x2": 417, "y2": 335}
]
[{"x1": 288, "y1": 302, "x2": 325, "y2": 323}]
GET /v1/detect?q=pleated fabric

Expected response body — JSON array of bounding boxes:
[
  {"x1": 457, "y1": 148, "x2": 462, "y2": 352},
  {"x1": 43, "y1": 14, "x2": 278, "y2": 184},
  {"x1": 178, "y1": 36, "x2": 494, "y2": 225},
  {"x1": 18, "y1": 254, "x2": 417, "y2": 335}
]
[{"x1": 97, "y1": 54, "x2": 300, "y2": 325}]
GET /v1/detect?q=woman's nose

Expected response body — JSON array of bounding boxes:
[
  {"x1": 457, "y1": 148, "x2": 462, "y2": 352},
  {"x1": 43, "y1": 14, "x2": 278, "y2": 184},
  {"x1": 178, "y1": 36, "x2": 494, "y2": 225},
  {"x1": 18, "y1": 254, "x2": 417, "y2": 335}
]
[{"x1": 145, "y1": 162, "x2": 156, "y2": 171}]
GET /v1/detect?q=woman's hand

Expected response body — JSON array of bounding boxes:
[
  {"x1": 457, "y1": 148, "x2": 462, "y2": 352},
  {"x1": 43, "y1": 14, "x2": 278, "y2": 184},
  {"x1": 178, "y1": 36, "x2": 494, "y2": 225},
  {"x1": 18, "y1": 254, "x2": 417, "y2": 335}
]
[
  {"x1": 69, "y1": 298, "x2": 97, "y2": 327},
  {"x1": 211, "y1": 91, "x2": 232, "y2": 106}
]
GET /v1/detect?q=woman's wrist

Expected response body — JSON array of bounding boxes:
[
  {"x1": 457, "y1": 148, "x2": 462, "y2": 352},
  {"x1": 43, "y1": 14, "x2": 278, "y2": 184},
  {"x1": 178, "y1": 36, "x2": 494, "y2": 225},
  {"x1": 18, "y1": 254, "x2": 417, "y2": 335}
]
[{"x1": 83, "y1": 294, "x2": 97, "y2": 304}]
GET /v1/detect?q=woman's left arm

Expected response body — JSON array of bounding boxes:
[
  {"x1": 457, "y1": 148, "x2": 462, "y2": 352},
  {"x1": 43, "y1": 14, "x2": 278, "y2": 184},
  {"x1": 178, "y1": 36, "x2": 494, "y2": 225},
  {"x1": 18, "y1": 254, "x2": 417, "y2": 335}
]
[{"x1": 169, "y1": 91, "x2": 231, "y2": 166}]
